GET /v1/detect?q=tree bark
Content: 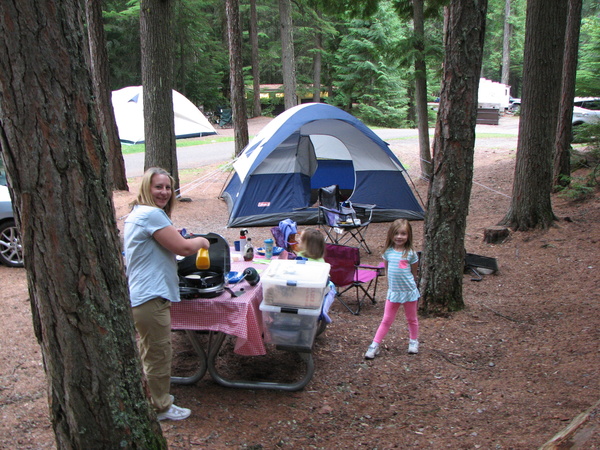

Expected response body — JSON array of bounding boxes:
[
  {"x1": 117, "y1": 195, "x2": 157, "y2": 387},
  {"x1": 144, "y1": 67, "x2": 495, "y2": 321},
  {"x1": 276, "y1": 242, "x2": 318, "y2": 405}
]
[
  {"x1": 406, "y1": 83, "x2": 417, "y2": 126},
  {"x1": 499, "y1": 0, "x2": 568, "y2": 231},
  {"x1": 501, "y1": 0, "x2": 511, "y2": 86},
  {"x1": 279, "y1": 0, "x2": 298, "y2": 110},
  {"x1": 419, "y1": 0, "x2": 488, "y2": 315},
  {"x1": 140, "y1": 0, "x2": 179, "y2": 190},
  {"x1": 249, "y1": 0, "x2": 262, "y2": 117},
  {"x1": 553, "y1": 0, "x2": 583, "y2": 189},
  {"x1": 313, "y1": 25, "x2": 323, "y2": 104},
  {"x1": 226, "y1": 0, "x2": 249, "y2": 156},
  {"x1": 413, "y1": 0, "x2": 433, "y2": 181},
  {"x1": 0, "y1": 1, "x2": 165, "y2": 447},
  {"x1": 85, "y1": 0, "x2": 129, "y2": 191}
]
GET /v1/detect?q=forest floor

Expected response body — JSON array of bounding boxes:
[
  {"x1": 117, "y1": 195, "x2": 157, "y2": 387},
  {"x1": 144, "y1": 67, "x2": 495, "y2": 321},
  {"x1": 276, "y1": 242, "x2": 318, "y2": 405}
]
[{"x1": 1, "y1": 115, "x2": 599, "y2": 449}]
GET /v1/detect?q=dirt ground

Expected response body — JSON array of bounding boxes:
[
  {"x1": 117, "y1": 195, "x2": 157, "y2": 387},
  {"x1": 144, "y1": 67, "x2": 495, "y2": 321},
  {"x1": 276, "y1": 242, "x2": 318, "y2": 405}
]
[{"x1": 1, "y1": 116, "x2": 599, "y2": 449}]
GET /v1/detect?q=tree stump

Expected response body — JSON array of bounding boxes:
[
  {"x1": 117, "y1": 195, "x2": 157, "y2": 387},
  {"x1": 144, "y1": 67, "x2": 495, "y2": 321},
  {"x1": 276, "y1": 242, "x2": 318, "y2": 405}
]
[{"x1": 484, "y1": 226, "x2": 510, "y2": 244}]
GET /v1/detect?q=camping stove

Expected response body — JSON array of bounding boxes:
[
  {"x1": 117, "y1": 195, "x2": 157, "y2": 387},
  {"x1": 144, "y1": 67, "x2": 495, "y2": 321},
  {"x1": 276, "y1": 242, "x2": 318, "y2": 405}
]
[{"x1": 178, "y1": 232, "x2": 231, "y2": 299}]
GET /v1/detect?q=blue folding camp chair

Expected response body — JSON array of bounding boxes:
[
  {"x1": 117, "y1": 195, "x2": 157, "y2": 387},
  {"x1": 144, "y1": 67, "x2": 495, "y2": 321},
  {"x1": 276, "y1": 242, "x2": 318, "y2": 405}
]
[
  {"x1": 318, "y1": 185, "x2": 375, "y2": 254},
  {"x1": 270, "y1": 219, "x2": 298, "y2": 259}
]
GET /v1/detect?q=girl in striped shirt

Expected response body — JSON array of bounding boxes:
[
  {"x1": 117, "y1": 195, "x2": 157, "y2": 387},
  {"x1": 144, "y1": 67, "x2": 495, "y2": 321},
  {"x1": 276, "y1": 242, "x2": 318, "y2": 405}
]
[{"x1": 365, "y1": 219, "x2": 420, "y2": 359}]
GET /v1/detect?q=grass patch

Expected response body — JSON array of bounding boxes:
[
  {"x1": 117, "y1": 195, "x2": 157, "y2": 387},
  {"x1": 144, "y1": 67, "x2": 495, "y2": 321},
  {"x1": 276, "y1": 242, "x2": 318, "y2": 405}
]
[
  {"x1": 384, "y1": 134, "x2": 433, "y2": 142},
  {"x1": 475, "y1": 133, "x2": 518, "y2": 138},
  {"x1": 382, "y1": 132, "x2": 517, "y2": 143}
]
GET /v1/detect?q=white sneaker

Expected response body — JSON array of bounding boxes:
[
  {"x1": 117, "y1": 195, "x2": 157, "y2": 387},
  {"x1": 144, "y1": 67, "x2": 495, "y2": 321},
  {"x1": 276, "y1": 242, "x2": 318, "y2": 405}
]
[
  {"x1": 364, "y1": 343, "x2": 380, "y2": 359},
  {"x1": 157, "y1": 404, "x2": 191, "y2": 421},
  {"x1": 408, "y1": 339, "x2": 419, "y2": 354}
]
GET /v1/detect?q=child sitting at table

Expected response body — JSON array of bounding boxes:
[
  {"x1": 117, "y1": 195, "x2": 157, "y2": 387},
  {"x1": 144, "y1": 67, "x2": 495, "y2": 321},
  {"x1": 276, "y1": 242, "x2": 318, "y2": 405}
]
[
  {"x1": 296, "y1": 228, "x2": 325, "y2": 262},
  {"x1": 295, "y1": 228, "x2": 335, "y2": 325}
]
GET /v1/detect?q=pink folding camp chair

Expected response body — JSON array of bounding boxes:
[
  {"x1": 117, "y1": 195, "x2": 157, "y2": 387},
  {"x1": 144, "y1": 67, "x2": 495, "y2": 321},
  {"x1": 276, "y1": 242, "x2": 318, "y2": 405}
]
[{"x1": 324, "y1": 243, "x2": 384, "y2": 315}]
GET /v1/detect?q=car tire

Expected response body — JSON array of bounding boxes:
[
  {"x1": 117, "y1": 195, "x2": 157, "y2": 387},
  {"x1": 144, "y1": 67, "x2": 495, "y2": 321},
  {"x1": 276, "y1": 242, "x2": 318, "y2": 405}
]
[{"x1": 0, "y1": 220, "x2": 24, "y2": 268}]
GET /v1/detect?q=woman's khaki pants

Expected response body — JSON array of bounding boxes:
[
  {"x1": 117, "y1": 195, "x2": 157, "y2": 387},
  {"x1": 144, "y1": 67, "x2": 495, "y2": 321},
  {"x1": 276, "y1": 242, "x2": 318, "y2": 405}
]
[{"x1": 132, "y1": 297, "x2": 173, "y2": 413}]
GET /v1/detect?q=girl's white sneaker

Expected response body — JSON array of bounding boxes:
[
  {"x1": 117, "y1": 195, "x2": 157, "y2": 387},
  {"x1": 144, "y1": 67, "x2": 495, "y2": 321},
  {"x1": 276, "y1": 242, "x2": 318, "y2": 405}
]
[
  {"x1": 364, "y1": 343, "x2": 380, "y2": 359},
  {"x1": 408, "y1": 339, "x2": 419, "y2": 354}
]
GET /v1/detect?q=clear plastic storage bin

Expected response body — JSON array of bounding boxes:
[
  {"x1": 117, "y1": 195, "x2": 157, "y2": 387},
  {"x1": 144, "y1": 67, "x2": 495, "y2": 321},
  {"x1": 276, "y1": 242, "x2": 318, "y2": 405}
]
[
  {"x1": 259, "y1": 302, "x2": 320, "y2": 350},
  {"x1": 261, "y1": 259, "x2": 331, "y2": 309}
]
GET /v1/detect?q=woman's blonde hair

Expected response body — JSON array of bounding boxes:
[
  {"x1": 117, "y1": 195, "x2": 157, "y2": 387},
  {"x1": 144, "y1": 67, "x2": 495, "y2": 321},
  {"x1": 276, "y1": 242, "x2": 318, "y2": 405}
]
[
  {"x1": 130, "y1": 167, "x2": 177, "y2": 217},
  {"x1": 299, "y1": 228, "x2": 325, "y2": 260},
  {"x1": 383, "y1": 219, "x2": 414, "y2": 256}
]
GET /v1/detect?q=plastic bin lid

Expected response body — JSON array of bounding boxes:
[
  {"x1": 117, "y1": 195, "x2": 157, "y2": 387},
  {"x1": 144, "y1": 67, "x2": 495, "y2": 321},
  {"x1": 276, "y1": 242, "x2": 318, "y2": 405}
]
[
  {"x1": 259, "y1": 300, "x2": 321, "y2": 316},
  {"x1": 261, "y1": 259, "x2": 331, "y2": 287}
]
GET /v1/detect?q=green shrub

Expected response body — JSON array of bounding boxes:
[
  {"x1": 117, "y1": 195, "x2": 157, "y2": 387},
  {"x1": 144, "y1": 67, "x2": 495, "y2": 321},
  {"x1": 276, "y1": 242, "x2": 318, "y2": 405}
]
[
  {"x1": 555, "y1": 175, "x2": 596, "y2": 201},
  {"x1": 354, "y1": 103, "x2": 410, "y2": 128},
  {"x1": 556, "y1": 128, "x2": 600, "y2": 201},
  {"x1": 572, "y1": 121, "x2": 600, "y2": 144}
]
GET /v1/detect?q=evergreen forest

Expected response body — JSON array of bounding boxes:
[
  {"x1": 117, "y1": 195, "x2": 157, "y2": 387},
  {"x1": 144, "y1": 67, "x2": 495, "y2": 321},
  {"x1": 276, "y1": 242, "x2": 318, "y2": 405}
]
[{"x1": 103, "y1": 0, "x2": 600, "y2": 128}]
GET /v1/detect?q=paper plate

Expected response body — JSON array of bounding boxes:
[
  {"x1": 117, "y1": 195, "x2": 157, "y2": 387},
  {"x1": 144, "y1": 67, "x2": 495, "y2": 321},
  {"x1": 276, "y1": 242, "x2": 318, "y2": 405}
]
[{"x1": 256, "y1": 247, "x2": 284, "y2": 256}]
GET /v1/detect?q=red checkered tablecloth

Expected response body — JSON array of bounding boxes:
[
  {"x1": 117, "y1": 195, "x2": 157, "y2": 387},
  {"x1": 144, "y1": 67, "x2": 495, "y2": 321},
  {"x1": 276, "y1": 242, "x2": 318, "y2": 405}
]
[{"x1": 171, "y1": 261, "x2": 268, "y2": 356}]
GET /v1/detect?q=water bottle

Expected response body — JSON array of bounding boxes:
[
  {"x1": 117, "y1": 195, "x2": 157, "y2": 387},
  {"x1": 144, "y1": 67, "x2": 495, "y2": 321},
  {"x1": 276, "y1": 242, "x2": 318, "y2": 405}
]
[
  {"x1": 243, "y1": 237, "x2": 254, "y2": 261},
  {"x1": 264, "y1": 238, "x2": 274, "y2": 259}
]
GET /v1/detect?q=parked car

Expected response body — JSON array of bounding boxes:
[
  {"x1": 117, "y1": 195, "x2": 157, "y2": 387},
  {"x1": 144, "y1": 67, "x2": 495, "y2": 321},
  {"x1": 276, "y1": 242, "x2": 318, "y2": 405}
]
[
  {"x1": 572, "y1": 97, "x2": 600, "y2": 126},
  {"x1": 508, "y1": 96, "x2": 521, "y2": 112},
  {"x1": 0, "y1": 174, "x2": 24, "y2": 267}
]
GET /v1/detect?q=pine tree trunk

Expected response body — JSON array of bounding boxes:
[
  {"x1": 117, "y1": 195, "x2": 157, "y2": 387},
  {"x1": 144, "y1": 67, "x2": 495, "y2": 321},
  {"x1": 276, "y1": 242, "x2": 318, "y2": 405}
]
[
  {"x1": 413, "y1": 0, "x2": 432, "y2": 181},
  {"x1": 406, "y1": 83, "x2": 417, "y2": 125},
  {"x1": 313, "y1": 27, "x2": 323, "y2": 104},
  {"x1": 279, "y1": 0, "x2": 297, "y2": 110},
  {"x1": 84, "y1": 0, "x2": 129, "y2": 191},
  {"x1": 501, "y1": 0, "x2": 511, "y2": 86},
  {"x1": 500, "y1": 0, "x2": 568, "y2": 230},
  {"x1": 226, "y1": 0, "x2": 249, "y2": 156},
  {"x1": 0, "y1": 1, "x2": 166, "y2": 447},
  {"x1": 140, "y1": 0, "x2": 179, "y2": 189},
  {"x1": 419, "y1": 0, "x2": 488, "y2": 315},
  {"x1": 553, "y1": 0, "x2": 583, "y2": 189},
  {"x1": 249, "y1": 0, "x2": 262, "y2": 118}
]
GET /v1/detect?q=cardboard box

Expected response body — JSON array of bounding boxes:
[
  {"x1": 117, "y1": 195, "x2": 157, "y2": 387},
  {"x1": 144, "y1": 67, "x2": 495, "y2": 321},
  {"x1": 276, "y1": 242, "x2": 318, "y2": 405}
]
[
  {"x1": 261, "y1": 259, "x2": 330, "y2": 309},
  {"x1": 259, "y1": 302, "x2": 320, "y2": 350}
]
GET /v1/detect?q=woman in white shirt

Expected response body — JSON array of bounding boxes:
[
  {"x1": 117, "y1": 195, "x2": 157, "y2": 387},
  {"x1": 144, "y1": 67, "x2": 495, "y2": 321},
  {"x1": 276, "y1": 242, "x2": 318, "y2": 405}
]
[{"x1": 125, "y1": 167, "x2": 209, "y2": 421}]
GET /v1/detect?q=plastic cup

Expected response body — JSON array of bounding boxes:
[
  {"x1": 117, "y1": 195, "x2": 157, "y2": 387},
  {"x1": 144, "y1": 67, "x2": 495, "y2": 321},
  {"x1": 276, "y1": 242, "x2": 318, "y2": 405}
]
[
  {"x1": 264, "y1": 238, "x2": 274, "y2": 259},
  {"x1": 234, "y1": 240, "x2": 241, "y2": 251}
]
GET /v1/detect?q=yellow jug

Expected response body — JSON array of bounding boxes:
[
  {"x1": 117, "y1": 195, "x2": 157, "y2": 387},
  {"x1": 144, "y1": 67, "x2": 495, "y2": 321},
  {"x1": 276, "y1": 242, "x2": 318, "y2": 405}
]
[{"x1": 196, "y1": 248, "x2": 210, "y2": 270}]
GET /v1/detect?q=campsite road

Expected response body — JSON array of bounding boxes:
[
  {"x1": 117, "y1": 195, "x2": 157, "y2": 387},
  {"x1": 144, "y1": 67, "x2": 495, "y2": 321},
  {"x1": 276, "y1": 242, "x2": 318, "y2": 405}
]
[
  {"x1": 123, "y1": 140, "x2": 236, "y2": 178},
  {"x1": 122, "y1": 128, "x2": 421, "y2": 178},
  {"x1": 122, "y1": 119, "x2": 519, "y2": 178}
]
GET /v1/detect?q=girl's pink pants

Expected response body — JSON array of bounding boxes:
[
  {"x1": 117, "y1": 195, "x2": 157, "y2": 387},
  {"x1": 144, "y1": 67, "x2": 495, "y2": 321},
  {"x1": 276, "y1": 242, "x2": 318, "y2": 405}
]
[{"x1": 374, "y1": 299, "x2": 419, "y2": 343}]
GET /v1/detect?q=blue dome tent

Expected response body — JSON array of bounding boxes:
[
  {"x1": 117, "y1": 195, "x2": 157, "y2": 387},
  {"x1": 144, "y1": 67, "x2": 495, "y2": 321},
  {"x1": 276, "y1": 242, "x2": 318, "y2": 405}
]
[{"x1": 221, "y1": 103, "x2": 424, "y2": 227}]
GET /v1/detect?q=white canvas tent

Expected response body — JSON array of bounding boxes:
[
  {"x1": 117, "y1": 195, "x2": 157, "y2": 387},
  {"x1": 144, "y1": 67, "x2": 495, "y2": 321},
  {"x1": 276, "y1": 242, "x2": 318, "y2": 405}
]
[{"x1": 111, "y1": 86, "x2": 217, "y2": 144}]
